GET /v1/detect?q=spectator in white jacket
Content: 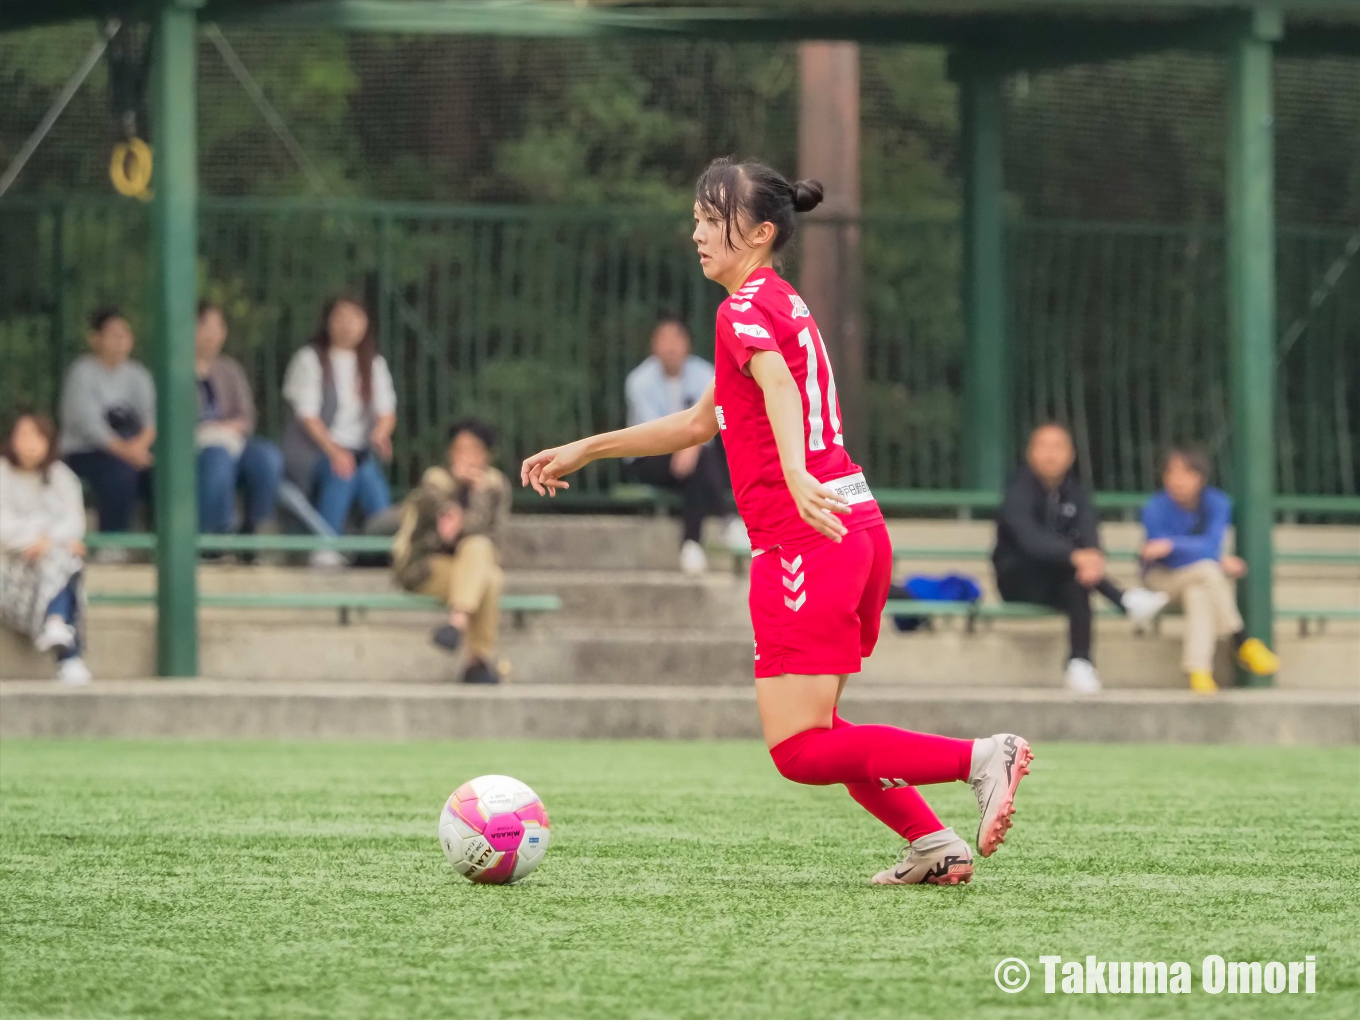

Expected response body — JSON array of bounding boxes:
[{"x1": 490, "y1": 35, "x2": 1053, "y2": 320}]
[
  {"x1": 1, "y1": 412, "x2": 91, "y2": 684},
  {"x1": 280, "y1": 296, "x2": 397, "y2": 567}
]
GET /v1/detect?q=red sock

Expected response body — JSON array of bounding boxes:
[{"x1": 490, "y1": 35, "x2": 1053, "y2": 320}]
[{"x1": 828, "y1": 709, "x2": 954, "y2": 842}]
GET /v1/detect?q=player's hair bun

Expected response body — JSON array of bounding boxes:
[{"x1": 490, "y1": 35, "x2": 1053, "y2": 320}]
[{"x1": 791, "y1": 179, "x2": 825, "y2": 213}]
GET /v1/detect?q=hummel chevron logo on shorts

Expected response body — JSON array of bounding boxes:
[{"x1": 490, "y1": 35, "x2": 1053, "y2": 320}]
[{"x1": 780, "y1": 555, "x2": 805, "y2": 611}]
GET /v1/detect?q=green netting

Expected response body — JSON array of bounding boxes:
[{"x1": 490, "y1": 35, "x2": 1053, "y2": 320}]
[{"x1": 1, "y1": 22, "x2": 1357, "y2": 496}]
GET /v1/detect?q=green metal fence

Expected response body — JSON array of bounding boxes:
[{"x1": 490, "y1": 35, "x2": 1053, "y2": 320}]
[{"x1": 2, "y1": 197, "x2": 1356, "y2": 497}]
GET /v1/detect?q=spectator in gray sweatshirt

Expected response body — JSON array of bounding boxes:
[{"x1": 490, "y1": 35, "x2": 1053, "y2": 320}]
[{"x1": 60, "y1": 307, "x2": 156, "y2": 537}]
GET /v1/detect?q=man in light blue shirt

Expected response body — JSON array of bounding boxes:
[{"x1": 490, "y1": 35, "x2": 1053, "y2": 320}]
[
  {"x1": 625, "y1": 319, "x2": 715, "y2": 428},
  {"x1": 624, "y1": 318, "x2": 730, "y2": 573}
]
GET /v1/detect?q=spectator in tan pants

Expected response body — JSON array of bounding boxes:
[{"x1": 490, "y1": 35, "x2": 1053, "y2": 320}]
[
  {"x1": 392, "y1": 419, "x2": 511, "y2": 684},
  {"x1": 1139, "y1": 445, "x2": 1280, "y2": 694}
]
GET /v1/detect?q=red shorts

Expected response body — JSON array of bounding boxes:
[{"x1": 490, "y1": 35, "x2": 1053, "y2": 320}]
[{"x1": 748, "y1": 524, "x2": 892, "y2": 678}]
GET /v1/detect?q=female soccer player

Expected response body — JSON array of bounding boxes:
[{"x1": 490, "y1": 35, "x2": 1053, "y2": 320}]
[{"x1": 522, "y1": 157, "x2": 1032, "y2": 886}]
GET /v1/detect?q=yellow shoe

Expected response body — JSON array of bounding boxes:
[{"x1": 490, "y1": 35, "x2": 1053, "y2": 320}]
[
  {"x1": 1237, "y1": 638, "x2": 1280, "y2": 676},
  {"x1": 1189, "y1": 670, "x2": 1219, "y2": 694}
]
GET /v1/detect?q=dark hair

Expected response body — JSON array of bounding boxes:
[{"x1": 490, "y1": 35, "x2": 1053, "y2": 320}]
[
  {"x1": 308, "y1": 296, "x2": 376, "y2": 405},
  {"x1": 695, "y1": 157, "x2": 824, "y2": 253},
  {"x1": 651, "y1": 317, "x2": 690, "y2": 341},
  {"x1": 197, "y1": 300, "x2": 223, "y2": 320},
  {"x1": 448, "y1": 417, "x2": 497, "y2": 451},
  {"x1": 1029, "y1": 420, "x2": 1073, "y2": 442},
  {"x1": 1, "y1": 411, "x2": 60, "y2": 479},
  {"x1": 89, "y1": 305, "x2": 125, "y2": 332},
  {"x1": 1163, "y1": 443, "x2": 1210, "y2": 480}
]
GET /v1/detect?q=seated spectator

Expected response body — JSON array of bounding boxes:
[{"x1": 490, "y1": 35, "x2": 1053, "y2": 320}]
[
  {"x1": 1140, "y1": 445, "x2": 1279, "y2": 694},
  {"x1": 1, "y1": 412, "x2": 92, "y2": 685},
  {"x1": 392, "y1": 418, "x2": 511, "y2": 685},
  {"x1": 280, "y1": 296, "x2": 396, "y2": 568},
  {"x1": 625, "y1": 317, "x2": 738, "y2": 574},
  {"x1": 60, "y1": 306, "x2": 155, "y2": 550},
  {"x1": 195, "y1": 302, "x2": 283, "y2": 537},
  {"x1": 993, "y1": 422, "x2": 1168, "y2": 693}
]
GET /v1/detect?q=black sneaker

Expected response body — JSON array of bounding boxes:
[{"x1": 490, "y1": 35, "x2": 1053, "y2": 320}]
[
  {"x1": 461, "y1": 659, "x2": 499, "y2": 685},
  {"x1": 432, "y1": 624, "x2": 463, "y2": 652}
]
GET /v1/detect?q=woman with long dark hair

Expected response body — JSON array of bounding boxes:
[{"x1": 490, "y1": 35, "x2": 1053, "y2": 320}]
[
  {"x1": 522, "y1": 158, "x2": 1033, "y2": 885},
  {"x1": 1, "y1": 412, "x2": 92, "y2": 684},
  {"x1": 281, "y1": 296, "x2": 397, "y2": 566}
]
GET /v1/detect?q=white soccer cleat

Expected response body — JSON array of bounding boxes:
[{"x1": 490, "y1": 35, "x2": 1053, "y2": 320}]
[
  {"x1": 871, "y1": 836, "x2": 974, "y2": 886},
  {"x1": 1122, "y1": 586, "x2": 1170, "y2": 629},
  {"x1": 34, "y1": 616, "x2": 76, "y2": 654},
  {"x1": 1064, "y1": 657, "x2": 1103, "y2": 694},
  {"x1": 308, "y1": 549, "x2": 347, "y2": 571},
  {"x1": 679, "y1": 539, "x2": 708, "y2": 575},
  {"x1": 970, "y1": 733, "x2": 1034, "y2": 858},
  {"x1": 56, "y1": 657, "x2": 92, "y2": 687},
  {"x1": 723, "y1": 515, "x2": 751, "y2": 554}
]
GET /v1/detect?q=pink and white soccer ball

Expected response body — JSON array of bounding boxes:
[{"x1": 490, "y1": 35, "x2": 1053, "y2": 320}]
[{"x1": 439, "y1": 775, "x2": 551, "y2": 884}]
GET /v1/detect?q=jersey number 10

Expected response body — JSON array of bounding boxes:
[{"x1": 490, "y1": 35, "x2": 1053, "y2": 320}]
[{"x1": 798, "y1": 327, "x2": 844, "y2": 451}]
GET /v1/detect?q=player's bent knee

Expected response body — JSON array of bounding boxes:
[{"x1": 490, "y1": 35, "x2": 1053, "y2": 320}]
[{"x1": 768, "y1": 728, "x2": 829, "y2": 785}]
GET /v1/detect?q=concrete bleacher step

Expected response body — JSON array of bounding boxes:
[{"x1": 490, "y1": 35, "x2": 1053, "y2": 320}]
[
  {"x1": 3, "y1": 517, "x2": 1353, "y2": 687},
  {"x1": 4, "y1": 606, "x2": 1352, "y2": 688},
  {"x1": 3, "y1": 681, "x2": 1355, "y2": 744}
]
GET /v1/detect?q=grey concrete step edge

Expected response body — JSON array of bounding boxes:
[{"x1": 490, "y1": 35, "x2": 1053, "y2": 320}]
[{"x1": 2, "y1": 683, "x2": 1355, "y2": 744}]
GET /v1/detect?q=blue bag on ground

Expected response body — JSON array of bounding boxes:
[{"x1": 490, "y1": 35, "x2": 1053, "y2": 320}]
[{"x1": 889, "y1": 573, "x2": 983, "y2": 632}]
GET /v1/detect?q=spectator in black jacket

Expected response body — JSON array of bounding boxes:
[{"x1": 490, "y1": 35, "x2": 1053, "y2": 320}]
[{"x1": 992, "y1": 423, "x2": 1168, "y2": 693}]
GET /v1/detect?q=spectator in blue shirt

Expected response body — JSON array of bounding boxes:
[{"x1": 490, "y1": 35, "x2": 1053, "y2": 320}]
[
  {"x1": 1140, "y1": 444, "x2": 1280, "y2": 693},
  {"x1": 624, "y1": 318, "x2": 736, "y2": 573}
]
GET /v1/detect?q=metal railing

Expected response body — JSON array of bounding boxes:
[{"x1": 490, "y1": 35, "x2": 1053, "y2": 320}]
[{"x1": 2, "y1": 197, "x2": 1356, "y2": 498}]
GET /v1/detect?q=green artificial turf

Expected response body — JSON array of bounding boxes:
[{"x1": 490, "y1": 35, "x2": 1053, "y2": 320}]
[{"x1": 1, "y1": 740, "x2": 1357, "y2": 1019}]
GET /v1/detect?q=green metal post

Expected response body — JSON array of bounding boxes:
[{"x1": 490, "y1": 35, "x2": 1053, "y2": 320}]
[
  {"x1": 957, "y1": 59, "x2": 1008, "y2": 492},
  {"x1": 50, "y1": 203, "x2": 67, "y2": 414},
  {"x1": 1226, "y1": 9, "x2": 1280, "y2": 684},
  {"x1": 152, "y1": 0, "x2": 200, "y2": 676}
]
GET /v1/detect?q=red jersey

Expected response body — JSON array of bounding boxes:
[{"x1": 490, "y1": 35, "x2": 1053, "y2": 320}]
[{"x1": 713, "y1": 267, "x2": 883, "y2": 554}]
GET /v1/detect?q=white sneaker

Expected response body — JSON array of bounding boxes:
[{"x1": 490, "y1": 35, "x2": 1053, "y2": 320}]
[
  {"x1": 34, "y1": 615, "x2": 76, "y2": 654},
  {"x1": 723, "y1": 515, "x2": 751, "y2": 554},
  {"x1": 679, "y1": 540, "x2": 708, "y2": 575},
  {"x1": 308, "y1": 549, "x2": 348, "y2": 571},
  {"x1": 56, "y1": 657, "x2": 92, "y2": 686},
  {"x1": 1064, "y1": 657, "x2": 1103, "y2": 694},
  {"x1": 871, "y1": 830, "x2": 974, "y2": 886},
  {"x1": 1121, "y1": 587, "x2": 1169, "y2": 629},
  {"x1": 969, "y1": 734, "x2": 1034, "y2": 858}
]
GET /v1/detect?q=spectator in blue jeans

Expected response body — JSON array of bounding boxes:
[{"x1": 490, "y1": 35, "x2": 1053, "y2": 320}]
[
  {"x1": 194, "y1": 302, "x2": 284, "y2": 536},
  {"x1": 59, "y1": 307, "x2": 155, "y2": 552},
  {"x1": 1, "y1": 412, "x2": 92, "y2": 684},
  {"x1": 280, "y1": 296, "x2": 397, "y2": 568}
]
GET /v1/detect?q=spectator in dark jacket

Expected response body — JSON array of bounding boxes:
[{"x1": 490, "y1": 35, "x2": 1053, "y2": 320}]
[
  {"x1": 1139, "y1": 444, "x2": 1280, "y2": 694},
  {"x1": 993, "y1": 423, "x2": 1168, "y2": 693},
  {"x1": 391, "y1": 418, "x2": 511, "y2": 685}
]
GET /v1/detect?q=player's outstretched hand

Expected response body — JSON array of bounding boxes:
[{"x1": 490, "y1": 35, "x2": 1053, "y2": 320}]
[
  {"x1": 785, "y1": 468, "x2": 850, "y2": 542},
  {"x1": 521, "y1": 440, "x2": 589, "y2": 497}
]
